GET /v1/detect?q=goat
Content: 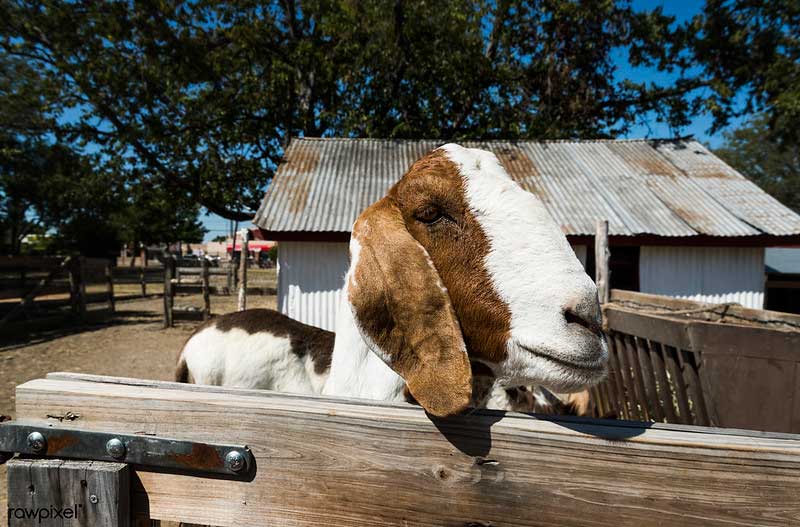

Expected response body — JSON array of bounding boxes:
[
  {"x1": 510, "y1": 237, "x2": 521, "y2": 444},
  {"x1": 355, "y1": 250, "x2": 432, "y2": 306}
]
[{"x1": 177, "y1": 144, "x2": 608, "y2": 417}]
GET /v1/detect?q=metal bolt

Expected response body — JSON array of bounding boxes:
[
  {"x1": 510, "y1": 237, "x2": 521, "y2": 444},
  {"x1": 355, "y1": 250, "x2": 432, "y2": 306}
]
[
  {"x1": 105, "y1": 438, "x2": 126, "y2": 459},
  {"x1": 225, "y1": 450, "x2": 246, "y2": 473},
  {"x1": 26, "y1": 431, "x2": 46, "y2": 453},
  {"x1": 89, "y1": 494, "x2": 98, "y2": 504}
]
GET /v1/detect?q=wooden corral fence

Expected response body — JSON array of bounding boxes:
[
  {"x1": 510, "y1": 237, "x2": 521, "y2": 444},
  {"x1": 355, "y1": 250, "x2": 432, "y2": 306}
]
[
  {"x1": 162, "y1": 256, "x2": 213, "y2": 327},
  {"x1": 111, "y1": 265, "x2": 166, "y2": 298},
  {"x1": 591, "y1": 289, "x2": 800, "y2": 434},
  {"x1": 0, "y1": 256, "x2": 115, "y2": 336},
  {"x1": 2, "y1": 373, "x2": 800, "y2": 526}
]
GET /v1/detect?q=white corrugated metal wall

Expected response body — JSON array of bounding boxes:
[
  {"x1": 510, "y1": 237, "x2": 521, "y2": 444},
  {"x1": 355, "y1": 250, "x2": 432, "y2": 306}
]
[
  {"x1": 277, "y1": 242, "x2": 349, "y2": 331},
  {"x1": 639, "y1": 246, "x2": 765, "y2": 308},
  {"x1": 278, "y1": 242, "x2": 593, "y2": 329},
  {"x1": 278, "y1": 243, "x2": 766, "y2": 328}
]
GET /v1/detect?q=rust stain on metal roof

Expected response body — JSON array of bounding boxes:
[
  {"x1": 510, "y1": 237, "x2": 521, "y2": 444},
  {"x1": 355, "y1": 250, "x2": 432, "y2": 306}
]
[
  {"x1": 283, "y1": 142, "x2": 320, "y2": 214},
  {"x1": 288, "y1": 173, "x2": 312, "y2": 214},
  {"x1": 284, "y1": 142, "x2": 320, "y2": 174}
]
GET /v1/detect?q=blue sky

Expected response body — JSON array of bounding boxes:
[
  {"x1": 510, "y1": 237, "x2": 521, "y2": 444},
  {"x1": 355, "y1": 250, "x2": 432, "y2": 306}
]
[{"x1": 203, "y1": 1, "x2": 748, "y2": 241}]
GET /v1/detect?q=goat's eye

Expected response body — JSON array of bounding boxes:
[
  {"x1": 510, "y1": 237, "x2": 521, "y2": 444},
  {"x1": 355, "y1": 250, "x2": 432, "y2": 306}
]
[{"x1": 415, "y1": 206, "x2": 443, "y2": 224}]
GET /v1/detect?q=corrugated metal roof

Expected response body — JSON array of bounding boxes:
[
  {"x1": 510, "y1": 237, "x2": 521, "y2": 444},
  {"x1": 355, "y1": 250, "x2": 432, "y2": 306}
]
[{"x1": 253, "y1": 138, "x2": 800, "y2": 237}]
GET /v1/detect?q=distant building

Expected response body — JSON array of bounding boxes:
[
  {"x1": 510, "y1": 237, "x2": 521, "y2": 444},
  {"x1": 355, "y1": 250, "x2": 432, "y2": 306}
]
[{"x1": 254, "y1": 138, "x2": 800, "y2": 330}]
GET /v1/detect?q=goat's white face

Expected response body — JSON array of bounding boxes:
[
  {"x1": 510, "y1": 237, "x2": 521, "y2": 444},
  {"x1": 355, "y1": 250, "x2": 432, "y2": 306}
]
[{"x1": 347, "y1": 144, "x2": 608, "y2": 417}]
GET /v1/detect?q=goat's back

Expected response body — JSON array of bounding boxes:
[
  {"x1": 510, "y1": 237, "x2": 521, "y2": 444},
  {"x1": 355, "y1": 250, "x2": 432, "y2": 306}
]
[{"x1": 177, "y1": 309, "x2": 333, "y2": 393}]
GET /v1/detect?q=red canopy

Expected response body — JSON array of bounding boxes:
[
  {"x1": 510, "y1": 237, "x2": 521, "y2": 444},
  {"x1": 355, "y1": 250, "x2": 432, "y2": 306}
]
[{"x1": 226, "y1": 240, "x2": 274, "y2": 253}]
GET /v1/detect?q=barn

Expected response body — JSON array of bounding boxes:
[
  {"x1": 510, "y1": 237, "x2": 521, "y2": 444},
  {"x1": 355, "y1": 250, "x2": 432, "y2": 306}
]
[{"x1": 253, "y1": 138, "x2": 800, "y2": 331}]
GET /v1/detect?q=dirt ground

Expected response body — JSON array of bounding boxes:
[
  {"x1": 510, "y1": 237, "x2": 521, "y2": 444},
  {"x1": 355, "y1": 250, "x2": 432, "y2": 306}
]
[{"x1": 0, "y1": 291, "x2": 277, "y2": 524}]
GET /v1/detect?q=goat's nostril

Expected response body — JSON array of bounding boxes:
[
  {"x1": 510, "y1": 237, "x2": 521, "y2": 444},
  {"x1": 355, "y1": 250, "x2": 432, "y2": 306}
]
[{"x1": 564, "y1": 309, "x2": 602, "y2": 336}]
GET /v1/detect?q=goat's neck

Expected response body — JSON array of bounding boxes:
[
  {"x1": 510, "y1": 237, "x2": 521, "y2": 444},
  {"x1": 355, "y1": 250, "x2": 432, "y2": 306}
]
[{"x1": 321, "y1": 293, "x2": 406, "y2": 402}]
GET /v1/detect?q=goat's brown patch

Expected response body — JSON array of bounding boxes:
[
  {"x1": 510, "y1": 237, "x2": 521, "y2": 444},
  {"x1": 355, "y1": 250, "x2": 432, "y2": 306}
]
[
  {"x1": 347, "y1": 148, "x2": 513, "y2": 416},
  {"x1": 390, "y1": 150, "x2": 512, "y2": 366},
  {"x1": 349, "y1": 197, "x2": 472, "y2": 417},
  {"x1": 211, "y1": 309, "x2": 333, "y2": 374}
]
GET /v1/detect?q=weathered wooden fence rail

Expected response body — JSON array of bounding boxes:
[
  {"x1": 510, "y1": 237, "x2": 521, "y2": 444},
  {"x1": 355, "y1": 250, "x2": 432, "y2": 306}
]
[
  {"x1": 592, "y1": 290, "x2": 800, "y2": 433},
  {"x1": 111, "y1": 265, "x2": 165, "y2": 297},
  {"x1": 3, "y1": 372, "x2": 800, "y2": 526},
  {"x1": 0, "y1": 256, "x2": 115, "y2": 335}
]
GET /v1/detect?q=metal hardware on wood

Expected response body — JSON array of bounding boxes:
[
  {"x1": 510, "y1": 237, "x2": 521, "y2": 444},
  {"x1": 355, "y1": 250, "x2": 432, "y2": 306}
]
[
  {"x1": 0, "y1": 421, "x2": 253, "y2": 477},
  {"x1": 27, "y1": 431, "x2": 46, "y2": 453},
  {"x1": 105, "y1": 438, "x2": 126, "y2": 459},
  {"x1": 225, "y1": 450, "x2": 246, "y2": 473}
]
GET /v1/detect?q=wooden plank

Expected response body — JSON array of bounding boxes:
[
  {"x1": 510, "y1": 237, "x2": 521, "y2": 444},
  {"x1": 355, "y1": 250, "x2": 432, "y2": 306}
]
[
  {"x1": 700, "y1": 353, "x2": 798, "y2": 433},
  {"x1": 680, "y1": 350, "x2": 710, "y2": 427},
  {"x1": 201, "y1": 258, "x2": 210, "y2": 321},
  {"x1": 636, "y1": 337, "x2": 664, "y2": 422},
  {"x1": 624, "y1": 335, "x2": 651, "y2": 421},
  {"x1": 106, "y1": 262, "x2": 115, "y2": 313},
  {"x1": 664, "y1": 345, "x2": 693, "y2": 425},
  {"x1": 595, "y1": 220, "x2": 610, "y2": 304},
  {"x1": 649, "y1": 342, "x2": 679, "y2": 423},
  {"x1": 599, "y1": 363, "x2": 619, "y2": 419},
  {"x1": 237, "y1": 230, "x2": 248, "y2": 311},
  {"x1": 604, "y1": 305, "x2": 800, "y2": 361},
  {"x1": 7, "y1": 458, "x2": 129, "y2": 526},
  {"x1": 163, "y1": 257, "x2": 174, "y2": 328},
  {"x1": 0, "y1": 256, "x2": 65, "y2": 270},
  {"x1": 604, "y1": 306, "x2": 692, "y2": 350},
  {"x1": 610, "y1": 289, "x2": 800, "y2": 330},
  {"x1": 606, "y1": 336, "x2": 629, "y2": 420},
  {"x1": 613, "y1": 333, "x2": 642, "y2": 420},
  {"x1": 14, "y1": 375, "x2": 800, "y2": 527},
  {"x1": 0, "y1": 257, "x2": 72, "y2": 329}
]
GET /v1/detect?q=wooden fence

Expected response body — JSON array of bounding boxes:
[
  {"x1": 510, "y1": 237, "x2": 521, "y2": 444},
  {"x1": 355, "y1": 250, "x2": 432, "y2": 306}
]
[
  {"x1": 111, "y1": 265, "x2": 166, "y2": 297},
  {"x1": 0, "y1": 256, "x2": 115, "y2": 335},
  {"x1": 591, "y1": 289, "x2": 800, "y2": 433},
  {"x1": 162, "y1": 256, "x2": 213, "y2": 326},
  {"x1": 3, "y1": 372, "x2": 800, "y2": 526}
]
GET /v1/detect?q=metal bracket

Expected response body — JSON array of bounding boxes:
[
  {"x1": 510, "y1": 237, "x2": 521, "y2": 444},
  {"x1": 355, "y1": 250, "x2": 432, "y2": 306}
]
[{"x1": 0, "y1": 420, "x2": 254, "y2": 477}]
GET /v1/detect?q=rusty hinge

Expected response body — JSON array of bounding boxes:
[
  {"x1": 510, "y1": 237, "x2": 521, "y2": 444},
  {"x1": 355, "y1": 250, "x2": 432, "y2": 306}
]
[{"x1": 0, "y1": 420, "x2": 253, "y2": 478}]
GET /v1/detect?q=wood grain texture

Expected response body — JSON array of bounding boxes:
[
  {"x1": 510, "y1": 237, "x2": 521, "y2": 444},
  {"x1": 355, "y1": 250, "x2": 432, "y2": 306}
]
[
  {"x1": 7, "y1": 458, "x2": 129, "y2": 526},
  {"x1": 12, "y1": 374, "x2": 800, "y2": 527}
]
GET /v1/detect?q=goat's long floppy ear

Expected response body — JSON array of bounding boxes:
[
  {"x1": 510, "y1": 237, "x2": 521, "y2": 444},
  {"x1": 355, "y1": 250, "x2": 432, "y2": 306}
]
[{"x1": 347, "y1": 197, "x2": 472, "y2": 417}]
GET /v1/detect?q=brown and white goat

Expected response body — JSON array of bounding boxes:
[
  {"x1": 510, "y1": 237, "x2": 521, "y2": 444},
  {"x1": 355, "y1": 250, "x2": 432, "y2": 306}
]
[{"x1": 177, "y1": 144, "x2": 608, "y2": 417}]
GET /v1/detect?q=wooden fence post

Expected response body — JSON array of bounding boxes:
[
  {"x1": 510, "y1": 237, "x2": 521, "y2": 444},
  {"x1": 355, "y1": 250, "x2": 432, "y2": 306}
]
[
  {"x1": 595, "y1": 219, "x2": 610, "y2": 305},
  {"x1": 237, "y1": 230, "x2": 248, "y2": 312},
  {"x1": 163, "y1": 255, "x2": 174, "y2": 328},
  {"x1": 139, "y1": 266, "x2": 146, "y2": 297},
  {"x1": 227, "y1": 264, "x2": 234, "y2": 295},
  {"x1": 106, "y1": 260, "x2": 115, "y2": 313},
  {"x1": 78, "y1": 256, "x2": 87, "y2": 317},
  {"x1": 6, "y1": 458, "x2": 130, "y2": 527},
  {"x1": 68, "y1": 256, "x2": 87, "y2": 319},
  {"x1": 202, "y1": 257, "x2": 211, "y2": 320}
]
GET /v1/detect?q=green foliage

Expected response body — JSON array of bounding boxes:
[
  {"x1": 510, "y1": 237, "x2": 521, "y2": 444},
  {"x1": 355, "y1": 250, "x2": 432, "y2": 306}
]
[
  {"x1": 715, "y1": 115, "x2": 800, "y2": 213},
  {"x1": 211, "y1": 234, "x2": 228, "y2": 243},
  {"x1": 0, "y1": 0, "x2": 717, "y2": 220},
  {"x1": 1, "y1": 0, "x2": 798, "y2": 224},
  {"x1": 690, "y1": 0, "x2": 800, "y2": 145}
]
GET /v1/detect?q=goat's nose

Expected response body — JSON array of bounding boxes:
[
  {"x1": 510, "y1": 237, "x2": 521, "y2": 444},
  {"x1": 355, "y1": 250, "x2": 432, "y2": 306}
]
[{"x1": 564, "y1": 299, "x2": 602, "y2": 337}]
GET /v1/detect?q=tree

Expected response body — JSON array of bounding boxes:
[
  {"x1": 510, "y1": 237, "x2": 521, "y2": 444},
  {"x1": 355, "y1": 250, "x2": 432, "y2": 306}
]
[
  {"x1": 690, "y1": 0, "x2": 800, "y2": 145},
  {"x1": 715, "y1": 115, "x2": 800, "y2": 213},
  {"x1": 0, "y1": 0, "x2": 708, "y2": 220}
]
